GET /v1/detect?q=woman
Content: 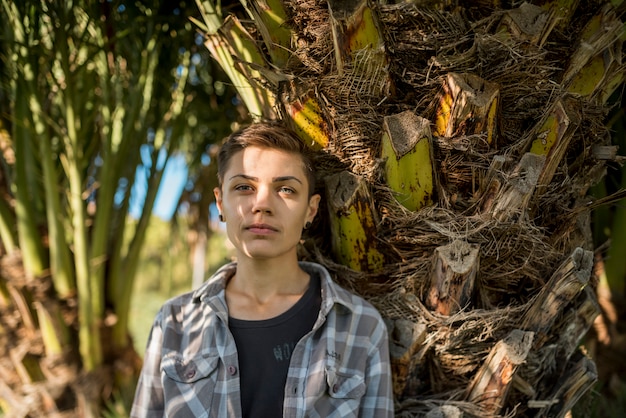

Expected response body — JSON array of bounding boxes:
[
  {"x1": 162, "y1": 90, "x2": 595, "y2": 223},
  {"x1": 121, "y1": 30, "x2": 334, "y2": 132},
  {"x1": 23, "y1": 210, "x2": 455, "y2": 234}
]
[{"x1": 130, "y1": 122, "x2": 394, "y2": 417}]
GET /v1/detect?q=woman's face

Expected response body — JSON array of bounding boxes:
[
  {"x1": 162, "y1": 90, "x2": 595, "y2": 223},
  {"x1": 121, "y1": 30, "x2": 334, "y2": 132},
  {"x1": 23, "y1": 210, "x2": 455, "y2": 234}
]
[{"x1": 214, "y1": 146, "x2": 320, "y2": 262}]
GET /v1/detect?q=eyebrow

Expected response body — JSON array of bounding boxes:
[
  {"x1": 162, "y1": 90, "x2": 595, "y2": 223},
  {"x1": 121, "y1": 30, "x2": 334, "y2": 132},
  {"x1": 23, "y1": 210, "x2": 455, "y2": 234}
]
[{"x1": 228, "y1": 174, "x2": 303, "y2": 184}]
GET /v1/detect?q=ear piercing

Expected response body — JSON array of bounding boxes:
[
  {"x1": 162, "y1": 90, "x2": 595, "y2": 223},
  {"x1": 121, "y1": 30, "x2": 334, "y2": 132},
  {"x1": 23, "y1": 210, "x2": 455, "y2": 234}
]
[
  {"x1": 304, "y1": 221, "x2": 312, "y2": 229},
  {"x1": 219, "y1": 214, "x2": 225, "y2": 222}
]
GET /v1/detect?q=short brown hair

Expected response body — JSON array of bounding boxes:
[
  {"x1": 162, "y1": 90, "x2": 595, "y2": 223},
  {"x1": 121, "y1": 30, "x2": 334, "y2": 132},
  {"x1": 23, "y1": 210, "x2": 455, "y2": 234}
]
[{"x1": 217, "y1": 122, "x2": 317, "y2": 196}]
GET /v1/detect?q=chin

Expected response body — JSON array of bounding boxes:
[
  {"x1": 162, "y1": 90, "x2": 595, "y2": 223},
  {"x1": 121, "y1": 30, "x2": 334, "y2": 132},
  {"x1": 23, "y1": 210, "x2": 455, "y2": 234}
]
[
  {"x1": 240, "y1": 246, "x2": 278, "y2": 259},
  {"x1": 241, "y1": 245, "x2": 295, "y2": 261}
]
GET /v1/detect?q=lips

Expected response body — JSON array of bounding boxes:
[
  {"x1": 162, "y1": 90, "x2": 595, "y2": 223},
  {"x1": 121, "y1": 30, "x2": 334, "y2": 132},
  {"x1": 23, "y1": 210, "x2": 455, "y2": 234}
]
[{"x1": 245, "y1": 223, "x2": 279, "y2": 234}]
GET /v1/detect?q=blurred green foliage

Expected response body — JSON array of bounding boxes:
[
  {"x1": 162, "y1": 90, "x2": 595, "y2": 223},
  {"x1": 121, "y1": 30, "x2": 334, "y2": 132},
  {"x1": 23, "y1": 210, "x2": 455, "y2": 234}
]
[
  {"x1": 0, "y1": 0, "x2": 241, "y2": 414},
  {"x1": 130, "y1": 216, "x2": 233, "y2": 353}
]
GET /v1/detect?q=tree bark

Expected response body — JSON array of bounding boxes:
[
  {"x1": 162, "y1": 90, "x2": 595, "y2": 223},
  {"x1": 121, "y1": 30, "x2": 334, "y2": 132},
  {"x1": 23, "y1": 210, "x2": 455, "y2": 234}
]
[
  {"x1": 465, "y1": 329, "x2": 534, "y2": 415},
  {"x1": 426, "y1": 240, "x2": 479, "y2": 316}
]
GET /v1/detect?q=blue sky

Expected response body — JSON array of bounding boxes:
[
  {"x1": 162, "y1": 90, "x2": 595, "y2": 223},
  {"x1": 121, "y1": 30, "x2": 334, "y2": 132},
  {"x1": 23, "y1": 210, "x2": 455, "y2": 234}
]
[{"x1": 129, "y1": 151, "x2": 188, "y2": 220}]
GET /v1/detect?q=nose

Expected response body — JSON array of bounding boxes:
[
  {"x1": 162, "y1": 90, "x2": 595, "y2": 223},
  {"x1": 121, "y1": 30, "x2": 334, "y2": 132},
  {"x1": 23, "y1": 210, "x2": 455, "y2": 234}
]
[{"x1": 251, "y1": 186, "x2": 273, "y2": 215}]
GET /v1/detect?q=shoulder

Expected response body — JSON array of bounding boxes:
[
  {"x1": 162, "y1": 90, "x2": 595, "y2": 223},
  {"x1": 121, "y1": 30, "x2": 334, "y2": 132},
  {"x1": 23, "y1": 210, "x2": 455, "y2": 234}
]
[
  {"x1": 150, "y1": 289, "x2": 201, "y2": 335},
  {"x1": 192, "y1": 262, "x2": 236, "y2": 301},
  {"x1": 153, "y1": 262, "x2": 235, "y2": 326}
]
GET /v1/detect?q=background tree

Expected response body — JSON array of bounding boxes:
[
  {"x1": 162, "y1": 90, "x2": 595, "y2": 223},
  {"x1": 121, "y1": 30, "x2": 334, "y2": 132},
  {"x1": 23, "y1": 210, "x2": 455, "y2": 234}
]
[
  {"x1": 0, "y1": 0, "x2": 238, "y2": 416},
  {"x1": 195, "y1": 0, "x2": 625, "y2": 416}
]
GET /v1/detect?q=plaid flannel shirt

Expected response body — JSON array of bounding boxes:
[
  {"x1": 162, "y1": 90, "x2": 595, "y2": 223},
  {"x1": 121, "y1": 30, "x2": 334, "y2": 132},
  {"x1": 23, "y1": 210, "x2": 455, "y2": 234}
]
[{"x1": 130, "y1": 261, "x2": 394, "y2": 418}]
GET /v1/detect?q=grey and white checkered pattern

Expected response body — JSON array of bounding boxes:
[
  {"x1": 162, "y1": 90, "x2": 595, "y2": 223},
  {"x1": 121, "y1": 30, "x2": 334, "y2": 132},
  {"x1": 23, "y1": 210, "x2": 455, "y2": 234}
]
[{"x1": 130, "y1": 261, "x2": 394, "y2": 418}]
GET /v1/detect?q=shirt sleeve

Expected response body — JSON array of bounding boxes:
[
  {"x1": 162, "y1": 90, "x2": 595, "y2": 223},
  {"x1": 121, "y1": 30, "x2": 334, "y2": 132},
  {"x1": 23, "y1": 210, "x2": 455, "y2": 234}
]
[
  {"x1": 361, "y1": 316, "x2": 395, "y2": 417},
  {"x1": 130, "y1": 310, "x2": 166, "y2": 418}
]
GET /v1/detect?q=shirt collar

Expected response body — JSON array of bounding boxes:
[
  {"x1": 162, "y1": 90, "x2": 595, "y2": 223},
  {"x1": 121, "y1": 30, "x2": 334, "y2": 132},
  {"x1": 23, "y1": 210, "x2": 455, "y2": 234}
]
[
  {"x1": 191, "y1": 261, "x2": 355, "y2": 316},
  {"x1": 298, "y1": 261, "x2": 355, "y2": 316}
]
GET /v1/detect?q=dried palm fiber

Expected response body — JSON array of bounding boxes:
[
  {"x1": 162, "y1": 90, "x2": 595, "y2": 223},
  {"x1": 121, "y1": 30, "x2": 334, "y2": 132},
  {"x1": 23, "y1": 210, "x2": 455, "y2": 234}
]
[
  {"x1": 282, "y1": 0, "x2": 623, "y2": 416},
  {"x1": 284, "y1": 0, "x2": 332, "y2": 74}
]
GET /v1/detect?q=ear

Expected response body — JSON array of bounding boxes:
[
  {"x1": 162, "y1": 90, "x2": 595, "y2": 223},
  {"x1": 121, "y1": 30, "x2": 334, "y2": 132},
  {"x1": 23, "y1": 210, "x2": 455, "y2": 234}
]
[
  {"x1": 306, "y1": 193, "x2": 321, "y2": 223},
  {"x1": 214, "y1": 187, "x2": 223, "y2": 214}
]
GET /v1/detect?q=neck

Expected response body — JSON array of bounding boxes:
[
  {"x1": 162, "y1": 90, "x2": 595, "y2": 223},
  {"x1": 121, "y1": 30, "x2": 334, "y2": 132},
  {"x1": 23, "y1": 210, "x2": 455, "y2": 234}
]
[
  {"x1": 225, "y1": 256, "x2": 311, "y2": 320},
  {"x1": 231, "y1": 256, "x2": 309, "y2": 299}
]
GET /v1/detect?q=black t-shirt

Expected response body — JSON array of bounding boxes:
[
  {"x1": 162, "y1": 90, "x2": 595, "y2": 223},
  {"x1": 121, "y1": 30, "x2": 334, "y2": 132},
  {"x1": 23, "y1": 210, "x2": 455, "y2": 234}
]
[{"x1": 228, "y1": 273, "x2": 321, "y2": 418}]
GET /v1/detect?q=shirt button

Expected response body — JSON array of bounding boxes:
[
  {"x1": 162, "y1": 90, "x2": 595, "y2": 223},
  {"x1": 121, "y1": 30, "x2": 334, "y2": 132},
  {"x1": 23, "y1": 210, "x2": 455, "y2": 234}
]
[
  {"x1": 228, "y1": 365, "x2": 237, "y2": 375},
  {"x1": 332, "y1": 384, "x2": 339, "y2": 393},
  {"x1": 186, "y1": 370, "x2": 196, "y2": 379}
]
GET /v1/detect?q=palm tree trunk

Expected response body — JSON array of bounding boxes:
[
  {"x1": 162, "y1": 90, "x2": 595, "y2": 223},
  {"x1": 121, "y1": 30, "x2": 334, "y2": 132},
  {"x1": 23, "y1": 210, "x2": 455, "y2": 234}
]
[{"x1": 196, "y1": 0, "x2": 625, "y2": 416}]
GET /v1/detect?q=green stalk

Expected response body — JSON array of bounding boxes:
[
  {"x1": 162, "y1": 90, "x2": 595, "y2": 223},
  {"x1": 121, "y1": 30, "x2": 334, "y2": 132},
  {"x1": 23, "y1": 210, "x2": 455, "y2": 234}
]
[
  {"x1": 194, "y1": 0, "x2": 275, "y2": 119},
  {"x1": 34, "y1": 301, "x2": 70, "y2": 357},
  {"x1": 0, "y1": 196, "x2": 17, "y2": 254},
  {"x1": 57, "y1": 32, "x2": 101, "y2": 370},
  {"x1": 13, "y1": 79, "x2": 46, "y2": 277},
  {"x1": 111, "y1": 152, "x2": 167, "y2": 347},
  {"x1": 382, "y1": 112, "x2": 435, "y2": 211},
  {"x1": 105, "y1": 37, "x2": 158, "y2": 331},
  {"x1": 328, "y1": 0, "x2": 387, "y2": 77},
  {"x1": 0, "y1": 121, "x2": 17, "y2": 254},
  {"x1": 120, "y1": 42, "x2": 156, "y2": 148},
  {"x1": 195, "y1": 0, "x2": 223, "y2": 32},
  {"x1": 28, "y1": 88, "x2": 76, "y2": 298},
  {"x1": 111, "y1": 52, "x2": 191, "y2": 348},
  {"x1": 326, "y1": 171, "x2": 385, "y2": 272},
  {"x1": 89, "y1": 44, "x2": 122, "y2": 322},
  {"x1": 66, "y1": 117, "x2": 100, "y2": 370},
  {"x1": 6, "y1": 1, "x2": 47, "y2": 276},
  {"x1": 245, "y1": 0, "x2": 293, "y2": 67}
]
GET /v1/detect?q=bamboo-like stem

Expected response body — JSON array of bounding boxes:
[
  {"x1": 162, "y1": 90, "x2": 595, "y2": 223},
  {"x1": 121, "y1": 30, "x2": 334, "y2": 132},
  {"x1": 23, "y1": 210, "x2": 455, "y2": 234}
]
[
  {"x1": 90, "y1": 36, "x2": 158, "y2": 325},
  {"x1": 111, "y1": 52, "x2": 191, "y2": 348},
  {"x1": 0, "y1": 121, "x2": 17, "y2": 254},
  {"x1": 28, "y1": 84, "x2": 76, "y2": 298},
  {"x1": 67, "y1": 108, "x2": 100, "y2": 371},
  {"x1": 57, "y1": 27, "x2": 101, "y2": 370},
  {"x1": 112, "y1": 153, "x2": 168, "y2": 347},
  {"x1": 34, "y1": 301, "x2": 69, "y2": 358},
  {"x1": 7, "y1": 1, "x2": 46, "y2": 274},
  {"x1": 13, "y1": 79, "x2": 46, "y2": 278},
  {"x1": 195, "y1": 0, "x2": 223, "y2": 33},
  {"x1": 104, "y1": 40, "x2": 158, "y2": 315},
  {"x1": 0, "y1": 196, "x2": 17, "y2": 254}
]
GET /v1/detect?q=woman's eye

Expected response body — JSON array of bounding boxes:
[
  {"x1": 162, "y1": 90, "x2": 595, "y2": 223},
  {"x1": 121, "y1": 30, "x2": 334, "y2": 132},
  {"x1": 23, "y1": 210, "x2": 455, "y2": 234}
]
[
  {"x1": 279, "y1": 186, "x2": 295, "y2": 194},
  {"x1": 234, "y1": 184, "x2": 253, "y2": 192}
]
